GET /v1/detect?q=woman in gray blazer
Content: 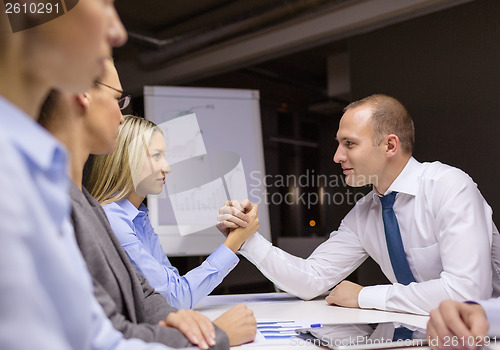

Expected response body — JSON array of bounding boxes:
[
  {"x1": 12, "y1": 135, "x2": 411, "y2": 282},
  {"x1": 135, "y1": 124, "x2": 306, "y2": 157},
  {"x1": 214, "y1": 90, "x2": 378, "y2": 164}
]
[{"x1": 38, "y1": 58, "x2": 257, "y2": 350}]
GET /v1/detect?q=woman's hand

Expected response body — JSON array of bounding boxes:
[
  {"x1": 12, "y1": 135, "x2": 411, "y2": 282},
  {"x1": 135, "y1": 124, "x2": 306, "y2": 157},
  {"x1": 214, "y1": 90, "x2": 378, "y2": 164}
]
[
  {"x1": 213, "y1": 304, "x2": 257, "y2": 346},
  {"x1": 159, "y1": 309, "x2": 216, "y2": 349},
  {"x1": 222, "y1": 203, "x2": 259, "y2": 252},
  {"x1": 216, "y1": 199, "x2": 252, "y2": 236}
]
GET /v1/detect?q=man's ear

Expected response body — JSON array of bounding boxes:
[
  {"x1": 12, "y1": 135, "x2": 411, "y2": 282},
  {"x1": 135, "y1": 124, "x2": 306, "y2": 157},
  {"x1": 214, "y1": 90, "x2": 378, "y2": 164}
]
[
  {"x1": 75, "y1": 93, "x2": 90, "y2": 114},
  {"x1": 385, "y1": 134, "x2": 399, "y2": 157}
]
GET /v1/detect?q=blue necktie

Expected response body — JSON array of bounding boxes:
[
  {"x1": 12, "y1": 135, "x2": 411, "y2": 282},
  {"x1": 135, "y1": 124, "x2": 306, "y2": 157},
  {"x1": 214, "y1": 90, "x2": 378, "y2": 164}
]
[
  {"x1": 379, "y1": 192, "x2": 416, "y2": 285},
  {"x1": 393, "y1": 326, "x2": 414, "y2": 341}
]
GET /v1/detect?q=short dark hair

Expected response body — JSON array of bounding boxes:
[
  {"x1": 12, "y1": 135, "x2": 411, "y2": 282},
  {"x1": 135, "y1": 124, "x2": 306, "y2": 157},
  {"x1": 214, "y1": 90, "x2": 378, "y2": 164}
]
[{"x1": 344, "y1": 94, "x2": 415, "y2": 154}]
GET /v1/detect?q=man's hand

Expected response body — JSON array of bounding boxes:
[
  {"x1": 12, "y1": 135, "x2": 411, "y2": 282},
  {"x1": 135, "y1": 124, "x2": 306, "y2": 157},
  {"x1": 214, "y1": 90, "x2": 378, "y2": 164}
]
[
  {"x1": 213, "y1": 304, "x2": 257, "y2": 346},
  {"x1": 427, "y1": 300, "x2": 489, "y2": 350},
  {"x1": 325, "y1": 280, "x2": 363, "y2": 308},
  {"x1": 216, "y1": 199, "x2": 252, "y2": 236},
  {"x1": 159, "y1": 309, "x2": 216, "y2": 349},
  {"x1": 222, "y1": 204, "x2": 259, "y2": 252}
]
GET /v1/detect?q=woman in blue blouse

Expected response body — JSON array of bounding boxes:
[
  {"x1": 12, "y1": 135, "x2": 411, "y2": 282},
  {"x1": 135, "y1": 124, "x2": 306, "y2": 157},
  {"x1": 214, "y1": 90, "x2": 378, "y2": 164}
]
[{"x1": 87, "y1": 116, "x2": 259, "y2": 309}]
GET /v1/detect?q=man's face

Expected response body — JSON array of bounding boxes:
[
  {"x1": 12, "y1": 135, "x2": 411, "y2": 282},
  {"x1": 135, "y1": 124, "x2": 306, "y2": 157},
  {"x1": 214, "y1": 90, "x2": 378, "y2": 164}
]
[
  {"x1": 333, "y1": 106, "x2": 387, "y2": 189},
  {"x1": 27, "y1": 0, "x2": 127, "y2": 94},
  {"x1": 85, "y1": 60, "x2": 124, "y2": 154}
]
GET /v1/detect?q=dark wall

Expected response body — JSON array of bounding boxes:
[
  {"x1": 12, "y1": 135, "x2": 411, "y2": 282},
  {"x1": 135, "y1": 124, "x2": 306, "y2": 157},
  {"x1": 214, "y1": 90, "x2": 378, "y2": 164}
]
[{"x1": 349, "y1": 0, "x2": 500, "y2": 224}]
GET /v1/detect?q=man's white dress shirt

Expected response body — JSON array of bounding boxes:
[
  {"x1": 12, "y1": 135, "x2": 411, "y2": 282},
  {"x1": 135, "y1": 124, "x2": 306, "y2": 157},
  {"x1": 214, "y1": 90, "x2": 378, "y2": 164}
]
[
  {"x1": 479, "y1": 298, "x2": 500, "y2": 336},
  {"x1": 241, "y1": 157, "x2": 500, "y2": 315}
]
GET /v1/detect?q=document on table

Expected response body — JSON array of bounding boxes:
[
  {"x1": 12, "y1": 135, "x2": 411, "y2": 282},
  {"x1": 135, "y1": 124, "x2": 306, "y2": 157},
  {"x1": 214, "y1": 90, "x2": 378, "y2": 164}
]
[
  {"x1": 244, "y1": 318, "x2": 317, "y2": 347},
  {"x1": 195, "y1": 292, "x2": 301, "y2": 307}
]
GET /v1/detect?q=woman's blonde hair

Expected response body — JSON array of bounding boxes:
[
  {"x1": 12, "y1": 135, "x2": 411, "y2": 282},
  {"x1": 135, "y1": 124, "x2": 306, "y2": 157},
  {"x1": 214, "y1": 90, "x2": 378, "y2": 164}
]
[{"x1": 87, "y1": 115, "x2": 163, "y2": 205}]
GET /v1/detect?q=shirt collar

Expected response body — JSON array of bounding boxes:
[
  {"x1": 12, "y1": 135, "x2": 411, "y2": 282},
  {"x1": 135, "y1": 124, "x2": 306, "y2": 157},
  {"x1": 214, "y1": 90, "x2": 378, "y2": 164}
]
[
  {"x1": 371, "y1": 156, "x2": 422, "y2": 202},
  {"x1": 0, "y1": 96, "x2": 68, "y2": 171},
  {"x1": 116, "y1": 197, "x2": 149, "y2": 220}
]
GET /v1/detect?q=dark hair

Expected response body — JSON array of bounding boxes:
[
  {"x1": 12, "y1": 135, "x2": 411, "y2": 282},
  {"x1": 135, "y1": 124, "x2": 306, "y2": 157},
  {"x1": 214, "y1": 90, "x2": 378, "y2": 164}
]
[
  {"x1": 344, "y1": 94, "x2": 415, "y2": 154},
  {"x1": 38, "y1": 89, "x2": 61, "y2": 127}
]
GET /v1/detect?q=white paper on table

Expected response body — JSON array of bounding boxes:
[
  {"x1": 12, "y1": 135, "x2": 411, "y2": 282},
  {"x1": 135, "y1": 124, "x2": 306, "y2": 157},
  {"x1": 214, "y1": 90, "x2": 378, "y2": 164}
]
[
  {"x1": 248, "y1": 318, "x2": 317, "y2": 347},
  {"x1": 195, "y1": 293, "x2": 301, "y2": 307}
]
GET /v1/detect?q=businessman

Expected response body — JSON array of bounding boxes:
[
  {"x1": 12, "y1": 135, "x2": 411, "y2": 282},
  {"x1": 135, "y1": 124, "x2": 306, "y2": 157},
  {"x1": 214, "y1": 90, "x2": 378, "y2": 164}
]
[{"x1": 217, "y1": 94, "x2": 500, "y2": 315}]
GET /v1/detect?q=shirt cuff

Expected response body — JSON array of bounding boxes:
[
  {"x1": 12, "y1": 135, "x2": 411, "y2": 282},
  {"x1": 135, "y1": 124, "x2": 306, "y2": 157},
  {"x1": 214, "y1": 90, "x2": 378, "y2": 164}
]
[
  {"x1": 358, "y1": 284, "x2": 390, "y2": 310},
  {"x1": 206, "y1": 244, "x2": 239, "y2": 274},
  {"x1": 239, "y1": 232, "x2": 272, "y2": 265},
  {"x1": 477, "y1": 299, "x2": 500, "y2": 336}
]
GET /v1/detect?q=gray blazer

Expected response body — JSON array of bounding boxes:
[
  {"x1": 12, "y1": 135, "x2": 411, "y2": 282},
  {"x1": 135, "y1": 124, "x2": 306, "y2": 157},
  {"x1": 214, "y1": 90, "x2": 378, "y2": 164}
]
[{"x1": 69, "y1": 183, "x2": 229, "y2": 349}]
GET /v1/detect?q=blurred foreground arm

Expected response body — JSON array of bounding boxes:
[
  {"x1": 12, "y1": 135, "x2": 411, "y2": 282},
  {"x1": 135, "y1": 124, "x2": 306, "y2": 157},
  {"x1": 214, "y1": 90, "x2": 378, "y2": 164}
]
[{"x1": 427, "y1": 300, "x2": 489, "y2": 350}]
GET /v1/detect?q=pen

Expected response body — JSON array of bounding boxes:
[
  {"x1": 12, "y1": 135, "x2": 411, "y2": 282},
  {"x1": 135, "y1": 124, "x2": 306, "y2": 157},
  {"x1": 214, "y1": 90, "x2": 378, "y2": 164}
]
[{"x1": 295, "y1": 324, "x2": 325, "y2": 333}]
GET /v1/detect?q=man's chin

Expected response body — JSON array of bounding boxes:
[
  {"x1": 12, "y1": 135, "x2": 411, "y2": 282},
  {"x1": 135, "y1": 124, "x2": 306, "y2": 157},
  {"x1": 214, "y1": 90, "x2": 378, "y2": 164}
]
[{"x1": 346, "y1": 176, "x2": 367, "y2": 188}]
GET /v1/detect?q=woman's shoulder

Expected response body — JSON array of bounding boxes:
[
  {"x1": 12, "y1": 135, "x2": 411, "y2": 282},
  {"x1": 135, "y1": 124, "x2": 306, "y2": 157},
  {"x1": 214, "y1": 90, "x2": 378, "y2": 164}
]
[
  {"x1": 102, "y1": 200, "x2": 135, "y2": 230},
  {"x1": 103, "y1": 200, "x2": 124, "y2": 212}
]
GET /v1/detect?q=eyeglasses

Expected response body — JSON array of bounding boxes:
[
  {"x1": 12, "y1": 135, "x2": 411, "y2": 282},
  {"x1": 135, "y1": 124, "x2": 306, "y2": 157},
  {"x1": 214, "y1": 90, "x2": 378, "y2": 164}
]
[{"x1": 94, "y1": 81, "x2": 131, "y2": 110}]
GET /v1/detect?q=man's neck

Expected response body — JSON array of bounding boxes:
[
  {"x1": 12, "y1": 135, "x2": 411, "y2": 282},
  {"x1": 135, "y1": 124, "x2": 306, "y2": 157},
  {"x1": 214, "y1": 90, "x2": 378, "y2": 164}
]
[
  {"x1": 0, "y1": 63, "x2": 48, "y2": 119},
  {"x1": 374, "y1": 155, "x2": 411, "y2": 195}
]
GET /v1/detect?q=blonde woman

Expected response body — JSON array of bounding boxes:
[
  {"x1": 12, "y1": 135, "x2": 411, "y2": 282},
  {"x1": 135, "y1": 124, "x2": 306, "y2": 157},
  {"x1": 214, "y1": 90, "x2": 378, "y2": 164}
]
[{"x1": 87, "y1": 116, "x2": 259, "y2": 309}]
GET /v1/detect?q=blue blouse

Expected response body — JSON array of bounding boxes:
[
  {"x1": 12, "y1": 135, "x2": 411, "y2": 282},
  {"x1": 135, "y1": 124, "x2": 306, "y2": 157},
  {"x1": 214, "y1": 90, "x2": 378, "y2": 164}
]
[{"x1": 103, "y1": 198, "x2": 239, "y2": 309}]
